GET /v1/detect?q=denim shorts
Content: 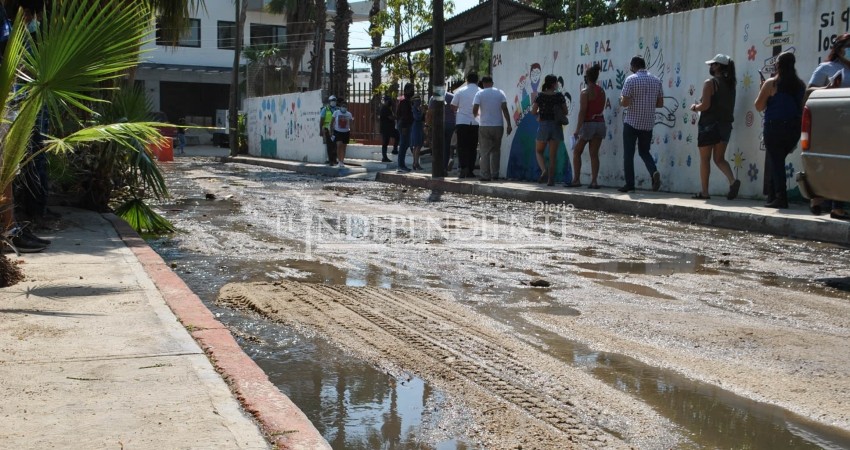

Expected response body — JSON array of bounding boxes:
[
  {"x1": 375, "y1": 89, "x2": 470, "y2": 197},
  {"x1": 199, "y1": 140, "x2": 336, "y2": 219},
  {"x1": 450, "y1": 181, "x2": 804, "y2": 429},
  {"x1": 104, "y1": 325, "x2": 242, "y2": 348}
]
[
  {"x1": 578, "y1": 121, "x2": 606, "y2": 141},
  {"x1": 536, "y1": 120, "x2": 564, "y2": 142},
  {"x1": 697, "y1": 122, "x2": 733, "y2": 146}
]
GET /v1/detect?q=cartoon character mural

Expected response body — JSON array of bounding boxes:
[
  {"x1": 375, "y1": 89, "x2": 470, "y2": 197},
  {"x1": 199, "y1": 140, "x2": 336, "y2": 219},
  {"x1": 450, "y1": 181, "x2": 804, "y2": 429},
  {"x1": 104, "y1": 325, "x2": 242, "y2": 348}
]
[{"x1": 506, "y1": 60, "x2": 573, "y2": 183}]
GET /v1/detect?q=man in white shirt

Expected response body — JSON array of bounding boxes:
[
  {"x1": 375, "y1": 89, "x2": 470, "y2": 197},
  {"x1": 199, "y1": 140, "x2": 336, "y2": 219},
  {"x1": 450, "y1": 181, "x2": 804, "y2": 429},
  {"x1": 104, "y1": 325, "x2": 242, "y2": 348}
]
[
  {"x1": 472, "y1": 76, "x2": 512, "y2": 181},
  {"x1": 451, "y1": 72, "x2": 481, "y2": 178}
]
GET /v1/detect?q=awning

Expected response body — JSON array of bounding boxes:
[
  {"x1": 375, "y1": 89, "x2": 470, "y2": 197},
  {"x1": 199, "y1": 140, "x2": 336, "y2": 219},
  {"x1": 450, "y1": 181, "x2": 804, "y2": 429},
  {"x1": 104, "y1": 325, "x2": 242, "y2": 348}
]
[{"x1": 376, "y1": 0, "x2": 548, "y2": 59}]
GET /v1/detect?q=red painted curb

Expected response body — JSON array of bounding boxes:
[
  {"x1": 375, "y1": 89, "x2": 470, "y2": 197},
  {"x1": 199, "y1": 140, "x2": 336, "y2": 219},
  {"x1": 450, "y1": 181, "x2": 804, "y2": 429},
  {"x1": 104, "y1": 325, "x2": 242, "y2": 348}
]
[{"x1": 104, "y1": 213, "x2": 331, "y2": 450}]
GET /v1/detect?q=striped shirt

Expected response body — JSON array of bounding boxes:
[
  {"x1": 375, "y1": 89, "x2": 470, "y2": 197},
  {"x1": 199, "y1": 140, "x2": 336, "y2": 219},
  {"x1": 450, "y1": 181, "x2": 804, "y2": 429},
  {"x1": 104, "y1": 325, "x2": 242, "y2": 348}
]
[{"x1": 621, "y1": 69, "x2": 663, "y2": 131}]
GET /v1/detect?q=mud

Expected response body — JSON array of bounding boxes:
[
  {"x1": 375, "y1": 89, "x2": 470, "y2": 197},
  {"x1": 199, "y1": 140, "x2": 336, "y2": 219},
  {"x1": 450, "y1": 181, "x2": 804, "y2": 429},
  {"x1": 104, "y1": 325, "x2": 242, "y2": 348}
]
[
  {"x1": 218, "y1": 280, "x2": 677, "y2": 449},
  {"x1": 153, "y1": 158, "x2": 850, "y2": 448}
]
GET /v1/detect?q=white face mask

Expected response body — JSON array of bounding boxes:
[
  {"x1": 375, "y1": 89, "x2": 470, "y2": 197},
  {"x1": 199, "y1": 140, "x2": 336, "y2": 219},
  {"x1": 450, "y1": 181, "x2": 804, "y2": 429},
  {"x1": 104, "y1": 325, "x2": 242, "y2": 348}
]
[
  {"x1": 330, "y1": 100, "x2": 337, "y2": 106},
  {"x1": 339, "y1": 107, "x2": 347, "y2": 113}
]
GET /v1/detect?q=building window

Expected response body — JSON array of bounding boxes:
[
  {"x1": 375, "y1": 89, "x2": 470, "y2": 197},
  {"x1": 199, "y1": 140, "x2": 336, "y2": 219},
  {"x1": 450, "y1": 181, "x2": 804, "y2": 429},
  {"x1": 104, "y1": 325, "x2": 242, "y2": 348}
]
[
  {"x1": 218, "y1": 21, "x2": 236, "y2": 49},
  {"x1": 250, "y1": 24, "x2": 286, "y2": 47},
  {"x1": 156, "y1": 18, "x2": 201, "y2": 48}
]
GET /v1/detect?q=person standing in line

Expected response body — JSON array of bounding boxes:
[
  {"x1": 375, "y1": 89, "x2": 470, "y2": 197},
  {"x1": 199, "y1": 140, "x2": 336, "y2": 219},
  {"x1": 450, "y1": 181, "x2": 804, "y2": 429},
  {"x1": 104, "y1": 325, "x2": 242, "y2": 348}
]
[
  {"x1": 755, "y1": 51, "x2": 805, "y2": 209},
  {"x1": 395, "y1": 83, "x2": 415, "y2": 172},
  {"x1": 531, "y1": 74, "x2": 567, "y2": 186},
  {"x1": 451, "y1": 72, "x2": 481, "y2": 179},
  {"x1": 618, "y1": 55, "x2": 663, "y2": 193},
  {"x1": 689, "y1": 54, "x2": 740, "y2": 200},
  {"x1": 410, "y1": 94, "x2": 425, "y2": 170},
  {"x1": 569, "y1": 64, "x2": 606, "y2": 189},
  {"x1": 176, "y1": 118, "x2": 187, "y2": 155},
  {"x1": 805, "y1": 33, "x2": 850, "y2": 219},
  {"x1": 378, "y1": 95, "x2": 397, "y2": 162},
  {"x1": 472, "y1": 76, "x2": 512, "y2": 181},
  {"x1": 331, "y1": 98, "x2": 353, "y2": 169},
  {"x1": 319, "y1": 95, "x2": 338, "y2": 165},
  {"x1": 427, "y1": 82, "x2": 458, "y2": 173}
]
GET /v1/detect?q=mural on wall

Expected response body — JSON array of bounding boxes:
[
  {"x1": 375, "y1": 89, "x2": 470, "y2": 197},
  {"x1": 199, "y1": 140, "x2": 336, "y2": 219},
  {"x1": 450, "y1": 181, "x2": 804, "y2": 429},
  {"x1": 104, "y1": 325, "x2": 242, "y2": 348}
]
[
  {"x1": 246, "y1": 90, "x2": 323, "y2": 163},
  {"x1": 492, "y1": 0, "x2": 850, "y2": 197}
]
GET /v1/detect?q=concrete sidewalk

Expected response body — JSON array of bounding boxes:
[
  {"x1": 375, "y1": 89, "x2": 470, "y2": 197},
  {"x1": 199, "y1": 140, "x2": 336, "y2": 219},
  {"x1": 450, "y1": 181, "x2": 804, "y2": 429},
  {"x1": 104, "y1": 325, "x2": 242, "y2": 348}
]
[{"x1": 0, "y1": 208, "x2": 329, "y2": 449}]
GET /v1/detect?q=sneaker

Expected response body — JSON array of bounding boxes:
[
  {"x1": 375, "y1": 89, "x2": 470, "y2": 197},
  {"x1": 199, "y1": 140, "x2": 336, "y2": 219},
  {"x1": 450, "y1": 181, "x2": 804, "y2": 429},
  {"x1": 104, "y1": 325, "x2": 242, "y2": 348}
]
[
  {"x1": 337, "y1": 162, "x2": 346, "y2": 169},
  {"x1": 381, "y1": 157, "x2": 392, "y2": 163},
  {"x1": 4, "y1": 235, "x2": 48, "y2": 253},
  {"x1": 617, "y1": 185, "x2": 635, "y2": 193},
  {"x1": 651, "y1": 171, "x2": 661, "y2": 191},
  {"x1": 21, "y1": 228, "x2": 50, "y2": 245},
  {"x1": 391, "y1": 150, "x2": 399, "y2": 155}
]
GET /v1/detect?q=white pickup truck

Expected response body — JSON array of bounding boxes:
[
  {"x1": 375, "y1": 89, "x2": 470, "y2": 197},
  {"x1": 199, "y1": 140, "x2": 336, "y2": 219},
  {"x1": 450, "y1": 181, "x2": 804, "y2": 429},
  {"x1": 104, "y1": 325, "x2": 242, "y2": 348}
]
[{"x1": 796, "y1": 87, "x2": 850, "y2": 202}]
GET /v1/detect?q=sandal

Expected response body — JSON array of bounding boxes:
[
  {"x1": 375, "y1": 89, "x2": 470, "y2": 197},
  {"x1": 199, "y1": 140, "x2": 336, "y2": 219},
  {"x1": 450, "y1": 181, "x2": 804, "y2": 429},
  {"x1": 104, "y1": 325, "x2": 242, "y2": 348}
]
[
  {"x1": 538, "y1": 171, "x2": 548, "y2": 183},
  {"x1": 566, "y1": 182, "x2": 582, "y2": 187},
  {"x1": 588, "y1": 184, "x2": 600, "y2": 189},
  {"x1": 692, "y1": 193, "x2": 711, "y2": 199}
]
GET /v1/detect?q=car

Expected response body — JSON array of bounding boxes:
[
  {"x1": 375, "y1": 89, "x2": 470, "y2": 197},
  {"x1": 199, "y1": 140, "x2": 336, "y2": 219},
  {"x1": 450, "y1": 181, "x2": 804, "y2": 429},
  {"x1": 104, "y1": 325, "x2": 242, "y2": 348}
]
[{"x1": 796, "y1": 87, "x2": 850, "y2": 203}]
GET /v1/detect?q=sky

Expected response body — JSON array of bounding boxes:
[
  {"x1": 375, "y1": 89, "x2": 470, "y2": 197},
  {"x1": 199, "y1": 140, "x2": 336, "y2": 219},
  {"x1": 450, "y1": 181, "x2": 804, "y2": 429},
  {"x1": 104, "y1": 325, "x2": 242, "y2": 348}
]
[{"x1": 348, "y1": 0, "x2": 481, "y2": 69}]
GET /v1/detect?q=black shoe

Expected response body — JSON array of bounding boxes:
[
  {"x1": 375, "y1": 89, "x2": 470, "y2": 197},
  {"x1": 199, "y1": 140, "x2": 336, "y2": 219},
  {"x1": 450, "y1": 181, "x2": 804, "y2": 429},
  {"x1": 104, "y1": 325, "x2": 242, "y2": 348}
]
[
  {"x1": 727, "y1": 179, "x2": 741, "y2": 200},
  {"x1": 381, "y1": 157, "x2": 392, "y2": 162},
  {"x1": 4, "y1": 235, "x2": 48, "y2": 253},
  {"x1": 21, "y1": 228, "x2": 50, "y2": 245},
  {"x1": 617, "y1": 185, "x2": 635, "y2": 193},
  {"x1": 765, "y1": 198, "x2": 788, "y2": 209},
  {"x1": 391, "y1": 150, "x2": 399, "y2": 155},
  {"x1": 651, "y1": 171, "x2": 661, "y2": 191}
]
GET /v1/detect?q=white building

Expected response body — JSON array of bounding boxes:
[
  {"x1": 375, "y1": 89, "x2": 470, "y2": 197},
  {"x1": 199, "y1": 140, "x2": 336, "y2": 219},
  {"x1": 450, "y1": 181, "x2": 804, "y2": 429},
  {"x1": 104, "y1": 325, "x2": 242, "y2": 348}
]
[{"x1": 136, "y1": 0, "x2": 375, "y2": 127}]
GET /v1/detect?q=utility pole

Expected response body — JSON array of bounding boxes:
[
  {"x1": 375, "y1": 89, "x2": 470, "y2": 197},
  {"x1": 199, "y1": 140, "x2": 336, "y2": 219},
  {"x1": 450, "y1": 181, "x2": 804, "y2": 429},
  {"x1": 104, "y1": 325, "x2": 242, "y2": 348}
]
[{"x1": 431, "y1": 0, "x2": 446, "y2": 178}]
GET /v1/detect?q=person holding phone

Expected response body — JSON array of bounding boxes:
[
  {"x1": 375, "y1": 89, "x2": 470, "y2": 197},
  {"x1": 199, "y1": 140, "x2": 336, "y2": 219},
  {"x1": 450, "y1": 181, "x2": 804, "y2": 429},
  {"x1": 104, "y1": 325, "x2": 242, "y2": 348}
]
[
  {"x1": 804, "y1": 33, "x2": 850, "y2": 219},
  {"x1": 689, "y1": 54, "x2": 739, "y2": 200}
]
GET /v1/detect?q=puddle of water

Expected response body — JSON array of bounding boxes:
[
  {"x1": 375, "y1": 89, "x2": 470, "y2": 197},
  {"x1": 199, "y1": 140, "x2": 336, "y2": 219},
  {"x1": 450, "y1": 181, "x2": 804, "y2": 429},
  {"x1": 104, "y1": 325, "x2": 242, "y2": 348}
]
[
  {"x1": 575, "y1": 253, "x2": 719, "y2": 276},
  {"x1": 595, "y1": 280, "x2": 677, "y2": 300},
  {"x1": 575, "y1": 271, "x2": 618, "y2": 281},
  {"x1": 477, "y1": 288, "x2": 850, "y2": 450}
]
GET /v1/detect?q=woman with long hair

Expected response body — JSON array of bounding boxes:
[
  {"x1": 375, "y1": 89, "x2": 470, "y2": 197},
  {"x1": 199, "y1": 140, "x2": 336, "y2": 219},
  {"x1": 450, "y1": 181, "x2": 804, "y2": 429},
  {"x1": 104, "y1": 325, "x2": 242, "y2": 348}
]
[
  {"x1": 531, "y1": 74, "x2": 568, "y2": 186},
  {"x1": 690, "y1": 54, "x2": 740, "y2": 200},
  {"x1": 569, "y1": 64, "x2": 606, "y2": 188},
  {"x1": 754, "y1": 51, "x2": 805, "y2": 209}
]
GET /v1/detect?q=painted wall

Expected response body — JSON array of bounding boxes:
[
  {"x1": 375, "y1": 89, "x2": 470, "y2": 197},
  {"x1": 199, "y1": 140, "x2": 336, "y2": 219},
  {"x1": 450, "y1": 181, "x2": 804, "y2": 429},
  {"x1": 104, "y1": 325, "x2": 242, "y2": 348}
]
[
  {"x1": 246, "y1": 90, "x2": 324, "y2": 162},
  {"x1": 493, "y1": 0, "x2": 850, "y2": 198}
]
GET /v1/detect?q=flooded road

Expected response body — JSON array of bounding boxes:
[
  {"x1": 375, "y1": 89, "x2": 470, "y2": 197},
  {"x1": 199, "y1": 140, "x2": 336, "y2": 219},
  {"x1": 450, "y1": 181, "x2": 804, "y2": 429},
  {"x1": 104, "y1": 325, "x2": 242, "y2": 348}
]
[{"x1": 149, "y1": 157, "x2": 850, "y2": 448}]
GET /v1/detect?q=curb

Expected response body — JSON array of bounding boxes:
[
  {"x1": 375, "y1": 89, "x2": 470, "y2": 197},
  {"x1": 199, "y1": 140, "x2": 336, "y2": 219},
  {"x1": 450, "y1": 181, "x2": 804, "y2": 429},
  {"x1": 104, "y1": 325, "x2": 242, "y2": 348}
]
[
  {"x1": 104, "y1": 213, "x2": 331, "y2": 450},
  {"x1": 223, "y1": 155, "x2": 368, "y2": 177},
  {"x1": 375, "y1": 172, "x2": 850, "y2": 245}
]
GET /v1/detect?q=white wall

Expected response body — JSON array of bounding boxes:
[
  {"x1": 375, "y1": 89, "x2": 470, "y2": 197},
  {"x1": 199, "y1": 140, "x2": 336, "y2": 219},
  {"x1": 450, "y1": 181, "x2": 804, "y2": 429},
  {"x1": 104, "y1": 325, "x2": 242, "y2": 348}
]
[
  {"x1": 246, "y1": 90, "x2": 324, "y2": 162},
  {"x1": 493, "y1": 0, "x2": 850, "y2": 198}
]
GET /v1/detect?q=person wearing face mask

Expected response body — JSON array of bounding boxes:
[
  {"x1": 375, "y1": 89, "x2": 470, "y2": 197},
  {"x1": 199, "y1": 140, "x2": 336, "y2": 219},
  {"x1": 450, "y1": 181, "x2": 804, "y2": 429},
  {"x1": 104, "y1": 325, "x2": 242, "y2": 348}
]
[
  {"x1": 569, "y1": 64, "x2": 606, "y2": 189},
  {"x1": 689, "y1": 54, "x2": 740, "y2": 200},
  {"x1": 804, "y1": 34, "x2": 850, "y2": 220},
  {"x1": 320, "y1": 95, "x2": 338, "y2": 165},
  {"x1": 331, "y1": 99, "x2": 353, "y2": 168}
]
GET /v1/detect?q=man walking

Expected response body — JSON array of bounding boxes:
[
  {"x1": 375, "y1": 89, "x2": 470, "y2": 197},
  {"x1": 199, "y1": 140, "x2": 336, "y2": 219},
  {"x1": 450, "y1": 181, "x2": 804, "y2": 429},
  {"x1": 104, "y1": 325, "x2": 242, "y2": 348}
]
[
  {"x1": 472, "y1": 76, "x2": 512, "y2": 181},
  {"x1": 320, "y1": 95, "x2": 338, "y2": 165},
  {"x1": 618, "y1": 56, "x2": 663, "y2": 192},
  {"x1": 451, "y1": 72, "x2": 481, "y2": 178}
]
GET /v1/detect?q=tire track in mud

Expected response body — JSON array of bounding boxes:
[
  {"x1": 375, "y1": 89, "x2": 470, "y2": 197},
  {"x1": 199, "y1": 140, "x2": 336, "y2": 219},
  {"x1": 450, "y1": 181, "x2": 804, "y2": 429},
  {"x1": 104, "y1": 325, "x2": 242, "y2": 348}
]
[{"x1": 219, "y1": 280, "x2": 676, "y2": 449}]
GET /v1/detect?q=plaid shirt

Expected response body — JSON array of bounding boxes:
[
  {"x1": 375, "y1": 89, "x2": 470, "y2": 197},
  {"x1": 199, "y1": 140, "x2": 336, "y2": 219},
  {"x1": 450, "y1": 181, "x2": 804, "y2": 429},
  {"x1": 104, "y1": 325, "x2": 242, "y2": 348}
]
[{"x1": 621, "y1": 70, "x2": 663, "y2": 131}]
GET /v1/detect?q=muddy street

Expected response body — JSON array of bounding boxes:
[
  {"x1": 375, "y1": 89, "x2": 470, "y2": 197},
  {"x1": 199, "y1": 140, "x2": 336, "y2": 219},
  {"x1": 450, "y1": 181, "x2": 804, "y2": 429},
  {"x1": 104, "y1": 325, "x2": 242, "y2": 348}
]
[{"x1": 149, "y1": 156, "x2": 850, "y2": 449}]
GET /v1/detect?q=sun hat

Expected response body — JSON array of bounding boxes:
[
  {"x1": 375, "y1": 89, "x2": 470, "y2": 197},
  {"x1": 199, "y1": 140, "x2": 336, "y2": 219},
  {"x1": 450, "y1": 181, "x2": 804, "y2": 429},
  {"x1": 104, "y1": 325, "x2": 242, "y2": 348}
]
[{"x1": 705, "y1": 54, "x2": 731, "y2": 65}]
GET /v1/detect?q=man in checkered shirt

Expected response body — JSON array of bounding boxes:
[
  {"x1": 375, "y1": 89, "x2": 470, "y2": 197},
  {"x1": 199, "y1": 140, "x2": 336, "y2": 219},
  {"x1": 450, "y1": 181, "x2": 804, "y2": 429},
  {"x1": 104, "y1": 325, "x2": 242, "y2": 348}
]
[{"x1": 618, "y1": 55, "x2": 663, "y2": 192}]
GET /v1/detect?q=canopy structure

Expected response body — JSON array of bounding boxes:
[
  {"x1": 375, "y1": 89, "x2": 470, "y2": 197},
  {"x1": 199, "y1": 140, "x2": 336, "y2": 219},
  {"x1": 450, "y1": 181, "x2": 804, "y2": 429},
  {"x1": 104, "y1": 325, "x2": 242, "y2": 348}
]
[{"x1": 375, "y1": 0, "x2": 549, "y2": 59}]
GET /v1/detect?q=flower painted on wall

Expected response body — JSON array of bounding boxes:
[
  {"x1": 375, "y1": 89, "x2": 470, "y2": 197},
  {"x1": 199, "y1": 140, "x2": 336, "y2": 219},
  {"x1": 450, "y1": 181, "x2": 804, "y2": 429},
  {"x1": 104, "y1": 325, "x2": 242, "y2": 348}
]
[
  {"x1": 748, "y1": 163, "x2": 759, "y2": 182},
  {"x1": 742, "y1": 72, "x2": 753, "y2": 90},
  {"x1": 786, "y1": 162, "x2": 795, "y2": 179},
  {"x1": 687, "y1": 154, "x2": 692, "y2": 167},
  {"x1": 747, "y1": 45, "x2": 757, "y2": 61}
]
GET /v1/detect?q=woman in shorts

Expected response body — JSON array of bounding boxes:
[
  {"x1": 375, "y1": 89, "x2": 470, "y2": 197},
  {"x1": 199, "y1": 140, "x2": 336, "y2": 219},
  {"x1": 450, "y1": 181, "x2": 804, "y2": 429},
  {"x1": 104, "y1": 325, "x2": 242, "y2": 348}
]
[
  {"x1": 531, "y1": 74, "x2": 568, "y2": 186},
  {"x1": 569, "y1": 64, "x2": 606, "y2": 188}
]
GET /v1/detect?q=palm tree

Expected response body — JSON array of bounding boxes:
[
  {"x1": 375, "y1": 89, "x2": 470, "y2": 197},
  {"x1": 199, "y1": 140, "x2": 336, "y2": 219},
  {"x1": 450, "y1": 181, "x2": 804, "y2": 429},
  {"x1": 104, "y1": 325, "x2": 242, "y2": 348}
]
[
  {"x1": 267, "y1": 0, "x2": 321, "y2": 90},
  {"x1": 0, "y1": 0, "x2": 166, "y2": 286},
  {"x1": 332, "y1": 0, "x2": 352, "y2": 97}
]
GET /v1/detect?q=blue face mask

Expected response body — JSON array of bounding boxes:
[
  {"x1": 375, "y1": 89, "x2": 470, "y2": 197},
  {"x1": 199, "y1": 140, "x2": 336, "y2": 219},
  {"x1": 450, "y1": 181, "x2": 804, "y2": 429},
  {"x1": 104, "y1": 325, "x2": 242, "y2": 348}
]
[{"x1": 843, "y1": 47, "x2": 850, "y2": 59}]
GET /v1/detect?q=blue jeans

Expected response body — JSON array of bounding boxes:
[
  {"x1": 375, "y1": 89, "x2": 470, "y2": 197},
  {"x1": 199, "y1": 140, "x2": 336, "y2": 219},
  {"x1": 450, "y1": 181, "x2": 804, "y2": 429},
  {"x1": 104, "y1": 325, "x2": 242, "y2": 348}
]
[
  {"x1": 398, "y1": 126, "x2": 411, "y2": 169},
  {"x1": 622, "y1": 123, "x2": 657, "y2": 187}
]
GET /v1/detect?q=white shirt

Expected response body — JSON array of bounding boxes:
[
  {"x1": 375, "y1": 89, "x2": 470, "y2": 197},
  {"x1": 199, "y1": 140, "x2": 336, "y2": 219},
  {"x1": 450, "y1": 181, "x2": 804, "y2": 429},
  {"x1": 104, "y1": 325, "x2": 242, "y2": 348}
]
[
  {"x1": 451, "y1": 82, "x2": 480, "y2": 125},
  {"x1": 473, "y1": 87, "x2": 508, "y2": 126},
  {"x1": 332, "y1": 110, "x2": 353, "y2": 132}
]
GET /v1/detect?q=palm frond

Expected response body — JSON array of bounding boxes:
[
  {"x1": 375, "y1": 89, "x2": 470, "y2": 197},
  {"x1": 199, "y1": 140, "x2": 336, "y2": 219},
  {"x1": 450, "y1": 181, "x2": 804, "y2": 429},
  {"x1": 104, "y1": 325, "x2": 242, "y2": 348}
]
[{"x1": 114, "y1": 197, "x2": 175, "y2": 234}]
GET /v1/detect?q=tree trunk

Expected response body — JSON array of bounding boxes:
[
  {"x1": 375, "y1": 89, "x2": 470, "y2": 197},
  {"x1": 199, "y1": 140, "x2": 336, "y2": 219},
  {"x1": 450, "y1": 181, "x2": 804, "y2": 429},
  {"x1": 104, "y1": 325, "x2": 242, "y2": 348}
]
[
  {"x1": 332, "y1": 0, "x2": 352, "y2": 97},
  {"x1": 229, "y1": 0, "x2": 247, "y2": 156},
  {"x1": 368, "y1": 0, "x2": 382, "y2": 137},
  {"x1": 309, "y1": 0, "x2": 327, "y2": 90}
]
